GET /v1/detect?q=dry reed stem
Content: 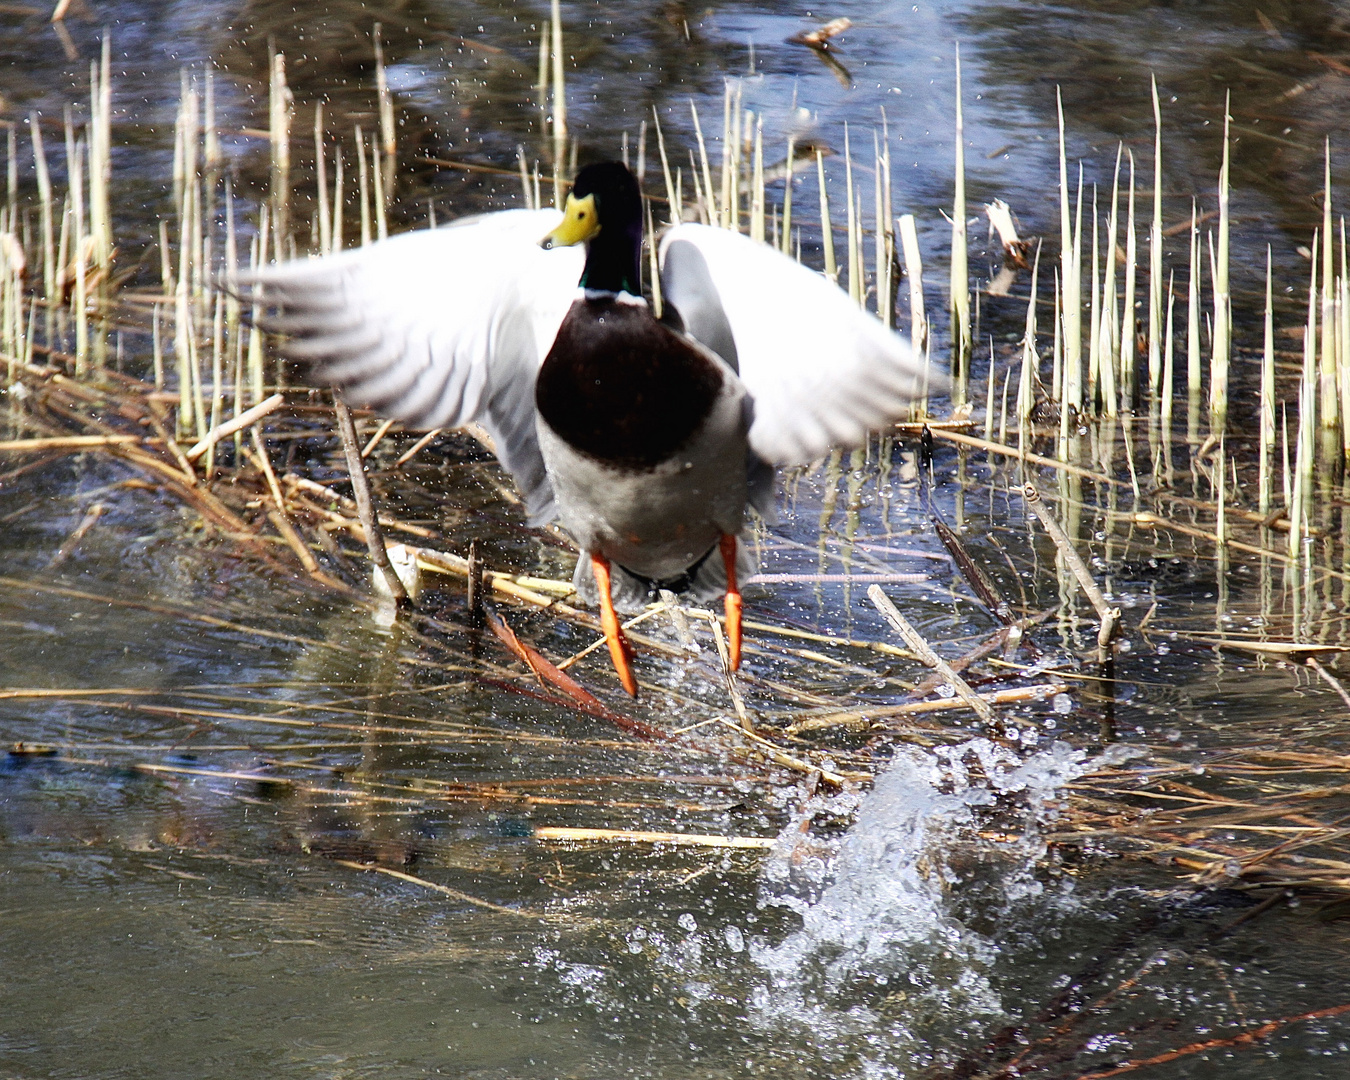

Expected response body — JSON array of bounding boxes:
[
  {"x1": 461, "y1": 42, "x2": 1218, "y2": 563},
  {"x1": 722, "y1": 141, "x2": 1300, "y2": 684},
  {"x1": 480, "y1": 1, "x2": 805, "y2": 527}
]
[
  {"x1": 719, "y1": 718, "x2": 855, "y2": 785},
  {"x1": 1020, "y1": 485, "x2": 1117, "y2": 635},
  {"x1": 928, "y1": 427, "x2": 1117, "y2": 484},
  {"x1": 247, "y1": 430, "x2": 344, "y2": 589},
  {"x1": 45, "y1": 501, "x2": 104, "y2": 569},
  {"x1": 533, "y1": 826, "x2": 774, "y2": 850},
  {"x1": 783, "y1": 683, "x2": 1068, "y2": 734},
  {"x1": 868, "y1": 584, "x2": 996, "y2": 723},
  {"x1": 1065, "y1": 1001, "x2": 1350, "y2": 1080},
  {"x1": 360, "y1": 417, "x2": 397, "y2": 458},
  {"x1": 333, "y1": 391, "x2": 406, "y2": 604},
  {"x1": 185, "y1": 391, "x2": 284, "y2": 461},
  {"x1": 284, "y1": 475, "x2": 437, "y2": 538},
  {"x1": 393, "y1": 427, "x2": 443, "y2": 467},
  {"x1": 334, "y1": 860, "x2": 539, "y2": 917},
  {"x1": 699, "y1": 608, "x2": 752, "y2": 730}
]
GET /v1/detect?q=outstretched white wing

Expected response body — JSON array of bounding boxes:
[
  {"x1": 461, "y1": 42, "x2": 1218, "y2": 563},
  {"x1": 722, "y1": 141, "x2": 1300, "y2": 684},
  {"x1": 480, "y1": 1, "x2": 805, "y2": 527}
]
[
  {"x1": 658, "y1": 223, "x2": 930, "y2": 467},
  {"x1": 240, "y1": 209, "x2": 583, "y2": 524}
]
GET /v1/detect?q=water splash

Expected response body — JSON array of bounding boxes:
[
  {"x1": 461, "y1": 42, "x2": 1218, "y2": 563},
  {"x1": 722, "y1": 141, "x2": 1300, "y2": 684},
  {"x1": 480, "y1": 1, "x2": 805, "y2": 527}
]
[{"x1": 748, "y1": 739, "x2": 1114, "y2": 1070}]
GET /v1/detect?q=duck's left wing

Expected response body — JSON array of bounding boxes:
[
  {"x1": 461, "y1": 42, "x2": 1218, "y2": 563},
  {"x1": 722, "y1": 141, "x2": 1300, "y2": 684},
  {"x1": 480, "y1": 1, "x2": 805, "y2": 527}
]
[
  {"x1": 237, "y1": 209, "x2": 582, "y2": 524},
  {"x1": 659, "y1": 223, "x2": 931, "y2": 467}
]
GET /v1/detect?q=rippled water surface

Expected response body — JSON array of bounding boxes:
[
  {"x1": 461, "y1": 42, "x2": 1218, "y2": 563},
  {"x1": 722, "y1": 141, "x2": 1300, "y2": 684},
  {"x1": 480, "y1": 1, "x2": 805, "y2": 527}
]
[{"x1": 4, "y1": 2, "x2": 1350, "y2": 1077}]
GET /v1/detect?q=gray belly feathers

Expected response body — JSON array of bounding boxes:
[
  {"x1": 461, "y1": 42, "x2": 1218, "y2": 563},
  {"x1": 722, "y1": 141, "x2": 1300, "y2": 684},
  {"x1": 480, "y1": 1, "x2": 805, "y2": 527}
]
[{"x1": 537, "y1": 374, "x2": 752, "y2": 608}]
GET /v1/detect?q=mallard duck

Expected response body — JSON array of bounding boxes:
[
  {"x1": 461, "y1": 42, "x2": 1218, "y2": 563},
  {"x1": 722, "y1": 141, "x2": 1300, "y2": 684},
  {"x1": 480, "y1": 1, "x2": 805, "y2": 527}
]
[{"x1": 248, "y1": 161, "x2": 928, "y2": 696}]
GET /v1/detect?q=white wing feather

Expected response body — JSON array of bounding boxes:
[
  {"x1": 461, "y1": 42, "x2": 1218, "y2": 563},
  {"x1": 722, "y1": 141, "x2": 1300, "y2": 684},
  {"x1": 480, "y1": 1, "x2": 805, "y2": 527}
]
[
  {"x1": 658, "y1": 223, "x2": 929, "y2": 466},
  {"x1": 241, "y1": 209, "x2": 583, "y2": 523}
]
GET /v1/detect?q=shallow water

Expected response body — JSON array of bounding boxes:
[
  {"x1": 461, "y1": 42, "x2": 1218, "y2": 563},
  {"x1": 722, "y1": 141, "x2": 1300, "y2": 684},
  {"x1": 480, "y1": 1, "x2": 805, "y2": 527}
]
[{"x1": 4, "y1": 2, "x2": 1350, "y2": 1078}]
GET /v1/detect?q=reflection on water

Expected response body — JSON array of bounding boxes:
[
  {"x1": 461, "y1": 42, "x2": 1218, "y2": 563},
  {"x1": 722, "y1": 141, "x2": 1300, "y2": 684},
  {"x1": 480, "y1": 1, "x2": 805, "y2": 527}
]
[{"x1": 4, "y1": 1, "x2": 1350, "y2": 1077}]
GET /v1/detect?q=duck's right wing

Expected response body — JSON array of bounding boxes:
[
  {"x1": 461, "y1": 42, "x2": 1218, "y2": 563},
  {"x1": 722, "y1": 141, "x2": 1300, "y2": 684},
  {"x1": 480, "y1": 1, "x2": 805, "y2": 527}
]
[
  {"x1": 237, "y1": 208, "x2": 583, "y2": 525},
  {"x1": 659, "y1": 223, "x2": 933, "y2": 468}
]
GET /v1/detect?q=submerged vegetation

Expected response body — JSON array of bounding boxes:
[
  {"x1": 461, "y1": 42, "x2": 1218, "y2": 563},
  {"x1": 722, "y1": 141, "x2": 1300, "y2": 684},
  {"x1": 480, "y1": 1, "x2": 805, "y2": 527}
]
[{"x1": 3, "y1": 10, "x2": 1350, "y2": 1071}]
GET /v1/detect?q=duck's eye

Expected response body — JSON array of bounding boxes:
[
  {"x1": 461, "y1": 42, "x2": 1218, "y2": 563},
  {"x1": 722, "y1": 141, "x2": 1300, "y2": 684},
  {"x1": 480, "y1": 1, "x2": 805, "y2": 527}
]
[{"x1": 577, "y1": 211, "x2": 587, "y2": 219}]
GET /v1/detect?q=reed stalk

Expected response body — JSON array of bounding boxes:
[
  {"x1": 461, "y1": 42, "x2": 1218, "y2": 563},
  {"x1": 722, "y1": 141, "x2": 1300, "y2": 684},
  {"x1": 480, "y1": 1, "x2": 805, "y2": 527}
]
[
  {"x1": 1210, "y1": 94, "x2": 1231, "y2": 429},
  {"x1": 372, "y1": 142, "x2": 388, "y2": 241},
  {"x1": 898, "y1": 213, "x2": 927, "y2": 414},
  {"x1": 269, "y1": 48, "x2": 292, "y2": 245},
  {"x1": 719, "y1": 83, "x2": 733, "y2": 230},
  {"x1": 1148, "y1": 76, "x2": 1164, "y2": 396},
  {"x1": 1340, "y1": 219, "x2": 1350, "y2": 459},
  {"x1": 1186, "y1": 202, "x2": 1201, "y2": 397},
  {"x1": 729, "y1": 88, "x2": 743, "y2": 231},
  {"x1": 690, "y1": 102, "x2": 717, "y2": 226},
  {"x1": 1260, "y1": 247, "x2": 1275, "y2": 516},
  {"x1": 315, "y1": 103, "x2": 331, "y2": 254},
  {"x1": 550, "y1": 0, "x2": 566, "y2": 207},
  {"x1": 1087, "y1": 185, "x2": 1101, "y2": 409},
  {"x1": 645, "y1": 196, "x2": 662, "y2": 318},
  {"x1": 1292, "y1": 245, "x2": 1319, "y2": 553},
  {"x1": 1161, "y1": 271, "x2": 1176, "y2": 430},
  {"x1": 1051, "y1": 269, "x2": 1062, "y2": 402},
  {"x1": 750, "y1": 115, "x2": 765, "y2": 243},
  {"x1": 247, "y1": 206, "x2": 269, "y2": 404},
  {"x1": 355, "y1": 126, "x2": 371, "y2": 247},
  {"x1": 1101, "y1": 151, "x2": 1121, "y2": 417},
  {"x1": 1321, "y1": 142, "x2": 1338, "y2": 434},
  {"x1": 653, "y1": 110, "x2": 677, "y2": 224},
  {"x1": 333, "y1": 143, "x2": 347, "y2": 251},
  {"x1": 374, "y1": 23, "x2": 396, "y2": 202},
  {"x1": 206, "y1": 292, "x2": 224, "y2": 478},
  {"x1": 1121, "y1": 149, "x2": 1137, "y2": 412},
  {"x1": 29, "y1": 114, "x2": 55, "y2": 346},
  {"x1": 984, "y1": 346, "x2": 996, "y2": 442},
  {"x1": 69, "y1": 131, "x2": 87, "y2": 373},
  {"x1": 203, "y1": 66, "x2": 220, "y2": 172},
  {"x1": 1058, "y1": 89, "x2": 1082, "y2": 413},
  {"x1": 844, "y1": 125, "x2": 861, "y2": 306},
  {"x1": 950, "y1": 47, "x2": 971, "y2": 393},
  {"x1": 816, "y1": 146, "x2": 836, "y2": 280},
  {"x1": 88, "y1": 36, "x2": 112, "y2": 276},
  {"x1": 1339, "y1": 229, "x2": 1350, "y2": 461},
  {"x1": 873, "y1": 129, "x2": 889, "y2": 324},
  {"x1": 1018, "y1": 242, "x2": 1042, "y2": 422}
]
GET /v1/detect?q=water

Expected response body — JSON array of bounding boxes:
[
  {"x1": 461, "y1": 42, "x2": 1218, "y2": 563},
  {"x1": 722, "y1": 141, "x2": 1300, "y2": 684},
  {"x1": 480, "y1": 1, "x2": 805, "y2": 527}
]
[{"x1": 4, "y1": 2, "x2": 1350, "y2": 1077}]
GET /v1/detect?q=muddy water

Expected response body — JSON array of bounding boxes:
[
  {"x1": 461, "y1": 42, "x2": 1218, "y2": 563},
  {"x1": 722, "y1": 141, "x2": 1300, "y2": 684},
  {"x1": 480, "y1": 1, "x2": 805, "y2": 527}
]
[{"x1": 3, "y1": 2, "x2": 1350, "y2": 1078}]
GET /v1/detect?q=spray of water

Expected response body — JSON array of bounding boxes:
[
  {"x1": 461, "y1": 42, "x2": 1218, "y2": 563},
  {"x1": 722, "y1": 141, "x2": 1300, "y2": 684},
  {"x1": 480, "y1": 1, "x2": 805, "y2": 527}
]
[{"x1": 747, "y1": 739, "x2": 1124, "y2": 1071}]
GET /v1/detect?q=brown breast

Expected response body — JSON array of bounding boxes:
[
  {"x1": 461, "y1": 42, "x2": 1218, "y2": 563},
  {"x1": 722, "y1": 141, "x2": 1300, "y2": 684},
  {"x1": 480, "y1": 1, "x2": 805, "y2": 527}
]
[{"x1": 535, "y1": 296, "x2": 725, "y2": 472}]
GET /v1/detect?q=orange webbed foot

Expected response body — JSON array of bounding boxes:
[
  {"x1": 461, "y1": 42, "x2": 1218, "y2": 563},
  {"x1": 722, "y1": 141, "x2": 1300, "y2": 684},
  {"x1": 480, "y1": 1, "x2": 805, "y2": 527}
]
[
  {"x1": 591, "y1": 553, "x2": 638, "y2": 696},
  {"x1": 719, "y1": 534, "x2": 742, "y2": 671}
]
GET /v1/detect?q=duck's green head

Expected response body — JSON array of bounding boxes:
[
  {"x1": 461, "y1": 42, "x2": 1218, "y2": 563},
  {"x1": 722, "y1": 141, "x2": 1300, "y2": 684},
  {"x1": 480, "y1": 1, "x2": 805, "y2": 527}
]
[{"x1": 541, "y1": 161, "x2": 643, "y2": 295}]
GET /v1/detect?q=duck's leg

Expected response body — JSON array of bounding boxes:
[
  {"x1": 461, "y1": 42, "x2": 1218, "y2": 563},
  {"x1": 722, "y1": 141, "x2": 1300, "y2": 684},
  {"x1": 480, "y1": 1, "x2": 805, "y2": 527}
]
[
  {"x1": 719, "y1": 533, "x2": 742, "y2": 671},
  {"x1": 590, "y1": 553, "x2": 638, "y2": 697}
]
